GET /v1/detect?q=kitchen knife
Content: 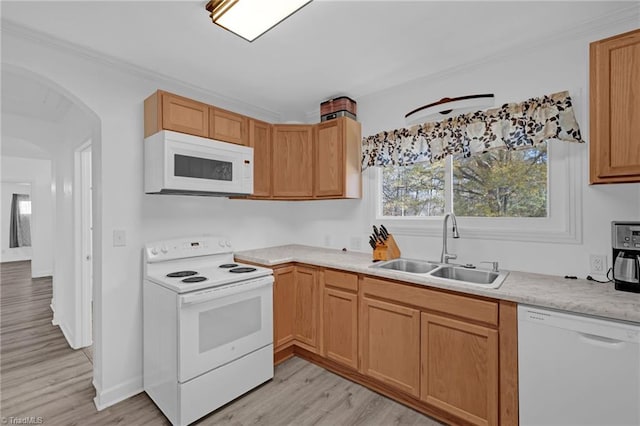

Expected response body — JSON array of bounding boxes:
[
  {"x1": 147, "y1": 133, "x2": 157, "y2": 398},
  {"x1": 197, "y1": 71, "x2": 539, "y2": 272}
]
[
  {"x1": 379, "y1": 226, "x2": 388, "y2": 240},
  {"x1": 372, "y1": 225, "x2": 380, "y2": 240},
  {"x1": 380, "y1": 225, "x2": 389, "y2": 239},
  {"x1": 369, "y1": 238, "x2": 377, "y2": 250}
]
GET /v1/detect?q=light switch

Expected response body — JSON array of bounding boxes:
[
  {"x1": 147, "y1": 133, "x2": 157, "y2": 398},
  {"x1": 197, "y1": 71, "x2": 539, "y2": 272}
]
[{"x1": 113, "y1": 230, "x2": 126, "y2": 247}]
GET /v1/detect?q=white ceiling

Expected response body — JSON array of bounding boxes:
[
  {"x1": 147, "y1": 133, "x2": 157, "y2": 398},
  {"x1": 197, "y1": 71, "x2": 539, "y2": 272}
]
[{"x1": 1, "y1": 1, "x2": 637, "y2": 120}]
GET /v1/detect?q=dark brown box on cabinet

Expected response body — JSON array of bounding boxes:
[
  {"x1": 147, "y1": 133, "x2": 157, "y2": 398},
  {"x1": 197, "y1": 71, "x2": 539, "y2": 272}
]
[{"x1": 320, "y1": 96, "x2": 357, "y2": 121}]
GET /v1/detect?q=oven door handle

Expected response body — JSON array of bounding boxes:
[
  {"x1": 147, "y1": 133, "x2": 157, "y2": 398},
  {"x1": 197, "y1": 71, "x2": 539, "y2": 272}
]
[{"x1": 180, "y1": 276, "x2": 274, "y2": 306}]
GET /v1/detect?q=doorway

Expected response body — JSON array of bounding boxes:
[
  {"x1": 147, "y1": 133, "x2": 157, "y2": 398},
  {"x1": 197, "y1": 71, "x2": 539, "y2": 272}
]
[
  {"x1": 1, "y1": 182, "x2": 33, "y2": 263},
  {"x1": 75, "y1": 141, "x2": 93, "y2": 348}
]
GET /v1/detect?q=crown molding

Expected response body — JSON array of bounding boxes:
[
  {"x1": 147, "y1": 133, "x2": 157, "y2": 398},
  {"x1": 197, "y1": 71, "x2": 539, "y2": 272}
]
[
  {"x1": 305, "y1": 2, "x2": 640, "y2": 120},
  {"x1": 0, "y1": 19, "x2": 282, "y2": 122}
]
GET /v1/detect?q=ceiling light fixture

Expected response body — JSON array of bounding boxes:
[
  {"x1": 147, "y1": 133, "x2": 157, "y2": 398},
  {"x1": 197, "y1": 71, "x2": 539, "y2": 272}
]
[
  {"x1": 206, "y1": 0, "x2": 313, "y2": 42},
  {"x1": 405, "y1": 94, "x2": 495, "y2": 125}
]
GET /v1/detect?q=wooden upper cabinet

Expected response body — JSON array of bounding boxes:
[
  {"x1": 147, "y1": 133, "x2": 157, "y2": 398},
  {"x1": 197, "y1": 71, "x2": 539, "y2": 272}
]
[
  {"x1": 420, "y1": 313, "x2": 499, "y2": 426},
  {"x1": 294, "y1": 266, "x2": 319, "y2": 352},
  {"x1": 144, "y1": 90, "x2": 209, "y2": 138},
  {"x1": 272, "y1": 125, "x2": 314, "y2": 198},
  {"x1": 273, "y1": 266, "x2": 296, "y2": 349},
  {"x1": 590, "y1": 29, "x2": 640, "y2": 184},
  {"x1": 314, "y1": 118, "x2": 362, "y2": 198},
  {"x1": 209, "y1": 107, "x2": 248, "y2": 145},
  {"x1": 360, "y1": 296, "x2": 420, "y2": 397},
  {"x1": 249, "y1": 119, "x2": 272, "y2": 198}
]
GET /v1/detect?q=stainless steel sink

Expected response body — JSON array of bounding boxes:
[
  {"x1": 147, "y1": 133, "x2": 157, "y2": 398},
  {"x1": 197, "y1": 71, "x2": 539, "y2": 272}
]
[
  {"x1": 430, "y1": 266, "x2": 498, "y2": 284},
  {"x1": 375, "y1": 258, "x2": 439, "y2": 274},
  {"x1": 370, "y1": 259, "x2": 509, "y2": 288}
]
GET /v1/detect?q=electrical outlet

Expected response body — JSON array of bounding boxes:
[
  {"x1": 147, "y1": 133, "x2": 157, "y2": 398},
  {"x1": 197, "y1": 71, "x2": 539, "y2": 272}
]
[{"x1": 589, "y1": 254, "x2": 607, "y2": 274}]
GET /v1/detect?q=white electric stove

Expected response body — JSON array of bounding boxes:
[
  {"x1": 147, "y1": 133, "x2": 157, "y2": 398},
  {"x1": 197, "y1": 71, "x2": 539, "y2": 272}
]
[{"x1": 143, "y1": 236, "x2": 274, "y2": 426}]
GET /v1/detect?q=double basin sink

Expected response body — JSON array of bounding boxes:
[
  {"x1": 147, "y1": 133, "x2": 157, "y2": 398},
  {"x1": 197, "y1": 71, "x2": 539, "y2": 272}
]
[{"x1": 370, "y1": 258, "x2": 509, "y2": 289}]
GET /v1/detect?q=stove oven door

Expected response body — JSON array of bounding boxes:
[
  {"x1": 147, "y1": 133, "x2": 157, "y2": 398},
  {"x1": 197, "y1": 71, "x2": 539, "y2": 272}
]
[{"x1": 178, "y1": 276, "x2": 273, "y2": 383}]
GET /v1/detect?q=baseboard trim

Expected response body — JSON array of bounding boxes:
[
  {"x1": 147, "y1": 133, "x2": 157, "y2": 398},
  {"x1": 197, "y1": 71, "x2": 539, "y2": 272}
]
[
  {"x1": 50, "y1": 301, "x2": 59, "y2": 325},
  {"x1": 58, "y1": 320, "x2": 80, "y2": 350},
  {"x1": 93, "y1": 377, "x2": 143, "y2": 411}
]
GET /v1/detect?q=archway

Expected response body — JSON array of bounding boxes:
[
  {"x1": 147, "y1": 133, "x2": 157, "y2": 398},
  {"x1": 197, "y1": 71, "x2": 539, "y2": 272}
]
[{"x1": 1, "y1": 63, "x2": 102, "y2": 393}]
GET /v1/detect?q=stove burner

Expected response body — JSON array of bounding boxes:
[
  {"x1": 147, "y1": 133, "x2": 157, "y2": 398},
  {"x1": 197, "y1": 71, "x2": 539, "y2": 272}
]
[
  {"x1": 229, "y1": 267, "x2": 257, "y2": 273},
  {"x1": 167, "y1": 270, "x2": 198, "y2": 278},
  {"x1": 219, "y1": 263, "x2": 239, "y2": 268},
  {"x1": 182, "y1": 276, "x2": 207, "y2": 283}
]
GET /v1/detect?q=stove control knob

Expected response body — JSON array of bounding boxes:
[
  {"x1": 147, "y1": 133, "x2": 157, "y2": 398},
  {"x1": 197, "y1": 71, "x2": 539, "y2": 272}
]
[
  {"x1": 150, "y1": 247, "x2": 159, "y2": 256},
  {"x1": 161, "y1": 246, "x2": 169, "y2": 254},
  {"x1": 225, "y1": 240, "x2": 231, "y2": 247},
  {"x1": 218, "y1": 240, "x2": 225, "y2": 247}
]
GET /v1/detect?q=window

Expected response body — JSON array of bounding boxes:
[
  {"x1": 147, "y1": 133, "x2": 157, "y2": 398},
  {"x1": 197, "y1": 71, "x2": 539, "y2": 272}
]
[
  {"x1": 19, "y1": 200, "x2": 32, "y2": 215},
  {"x1": 373, "y1": 141, "x2": 581, "y2": 243},
  {"x1": 381, "y1": 143, "x2": 548, "y2": 218}
]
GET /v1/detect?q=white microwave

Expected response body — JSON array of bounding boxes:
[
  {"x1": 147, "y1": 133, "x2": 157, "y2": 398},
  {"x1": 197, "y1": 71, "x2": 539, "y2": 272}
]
[{"x1": 144, "y1": 130, "x2": 253, "y2": 196}]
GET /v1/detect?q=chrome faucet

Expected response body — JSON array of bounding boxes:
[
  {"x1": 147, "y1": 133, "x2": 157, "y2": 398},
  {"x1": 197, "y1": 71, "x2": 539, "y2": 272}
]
[{"x1": 440, "y1": 213, "x2": 460, "y2": 264}]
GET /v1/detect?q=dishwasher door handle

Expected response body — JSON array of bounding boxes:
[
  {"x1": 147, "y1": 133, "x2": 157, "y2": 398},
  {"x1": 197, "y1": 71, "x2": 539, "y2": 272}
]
[{"x1": 578, "y1": 332, "x2": 625, "y2": 347}]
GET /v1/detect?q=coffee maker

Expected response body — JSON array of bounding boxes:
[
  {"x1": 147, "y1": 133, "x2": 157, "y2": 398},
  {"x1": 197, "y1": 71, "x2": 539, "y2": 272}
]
[{"x1": 612, "y1": 221, "x2": 640, "y2": 293}]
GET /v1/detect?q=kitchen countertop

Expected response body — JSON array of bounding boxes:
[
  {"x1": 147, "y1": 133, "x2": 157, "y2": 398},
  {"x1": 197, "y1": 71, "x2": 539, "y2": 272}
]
[{"x1": 235, "y1": 244, "x2": 640, "y2": 324}]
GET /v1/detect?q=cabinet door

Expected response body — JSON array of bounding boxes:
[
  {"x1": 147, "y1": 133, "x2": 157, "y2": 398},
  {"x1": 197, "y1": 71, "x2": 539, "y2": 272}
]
[
  {"x1": 273, "y1": 266, "x2": 296, "y2": 349},
  {"x1": 209, "y1": 107, "x2": 248, "y2": 145},
  {"x1": 315, "y1": 119, "x2": 344, "y2": 197},
  {"x1": 294, "y1": 266, "x2": 318, "y2": 351},
  {"x1": 590, "y1": 29, "x2": 640, "y2": 183},
  {"x1": 249, "y1": 119, "x2": 272, "y2": 197},
  {"x1": 323, "y1": 287, "x2": 358, "y2": 369},
  {"x1": 161, "y1": 92, "x2": 209, "y2": 137},
  {"x1": 272, "y1": 125, "x2": 314, "y2": 198},
  {"x1": 360, "y1": 297, "x2": 420, "y2": 397},
  {"x1": 421, "y1": 313, "x2": 498, "y2": 426}
]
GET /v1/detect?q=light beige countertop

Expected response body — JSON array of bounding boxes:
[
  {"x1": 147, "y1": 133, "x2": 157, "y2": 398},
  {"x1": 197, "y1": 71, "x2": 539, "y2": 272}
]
[{"x1": 235, "y1": 244, "x2": 640, "y2": 324}]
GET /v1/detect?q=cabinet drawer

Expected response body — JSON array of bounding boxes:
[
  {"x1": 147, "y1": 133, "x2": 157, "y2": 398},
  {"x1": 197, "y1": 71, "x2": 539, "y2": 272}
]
[
  {"x1": 362, "y1": 276, "x2": 498, "y2": 326},
  {"x1": 324, "y1": 269, "x2": 358, "y2": 292}
]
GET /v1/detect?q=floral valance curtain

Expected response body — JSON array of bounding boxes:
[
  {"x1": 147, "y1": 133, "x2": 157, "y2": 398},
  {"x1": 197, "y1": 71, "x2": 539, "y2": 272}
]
[{"x1": 362, "y1": 90, "x2": 584, "y2": 169}]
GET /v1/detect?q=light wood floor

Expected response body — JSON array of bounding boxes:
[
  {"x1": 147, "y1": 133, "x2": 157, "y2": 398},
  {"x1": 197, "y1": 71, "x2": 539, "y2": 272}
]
[{"x1": 1, "y1": 261, "x2": 443, "y2": 425}]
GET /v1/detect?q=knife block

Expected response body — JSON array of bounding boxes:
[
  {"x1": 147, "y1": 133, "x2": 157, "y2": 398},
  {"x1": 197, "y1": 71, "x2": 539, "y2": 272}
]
[{"x1": 373, "y1": 234, "x2": 401, "y2": 261}]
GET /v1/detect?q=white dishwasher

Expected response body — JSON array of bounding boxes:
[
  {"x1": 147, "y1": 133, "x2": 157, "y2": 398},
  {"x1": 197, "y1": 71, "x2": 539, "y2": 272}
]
[{"x1": 518, "y1": 305, "x2": 640, "y2": 426}]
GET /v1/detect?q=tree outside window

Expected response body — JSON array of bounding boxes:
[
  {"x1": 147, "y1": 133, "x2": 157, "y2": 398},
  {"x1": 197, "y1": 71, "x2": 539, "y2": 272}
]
[{"x1": 381, "y1": 143, "x2": 548, "y2": 218}]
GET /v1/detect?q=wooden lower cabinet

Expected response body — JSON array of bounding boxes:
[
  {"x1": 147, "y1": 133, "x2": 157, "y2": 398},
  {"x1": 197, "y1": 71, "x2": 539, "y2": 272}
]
[
  {"x1": 421, "y1": 313, "x2": 499, "y2": 426},
  {"x1": 360, "y1": 297, "x2": 420, "y2": 397},
  {"x1": 323, "y1": 287, "x2": 358, "y2": 369},
  {"x1": 273, "y1": 266, "x2": 296, "y2": 349},
  {"x1": 271, "y1": 267, "x2": 516, "y2": 425},
  {"x1": 294, "y1": 266, "x2": 319, "y2": 351}
]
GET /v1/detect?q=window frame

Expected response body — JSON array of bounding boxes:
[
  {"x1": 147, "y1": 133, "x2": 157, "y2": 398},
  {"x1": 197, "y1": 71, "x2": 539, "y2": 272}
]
[{"x1": 369, "y1": 141, "x2": 583, "y2": 244}]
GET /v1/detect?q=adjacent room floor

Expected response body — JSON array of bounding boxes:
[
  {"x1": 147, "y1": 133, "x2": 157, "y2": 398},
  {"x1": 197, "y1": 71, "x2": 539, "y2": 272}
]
[{"x1": 0, "y1": 261, "x2": 442, "y2": 425}]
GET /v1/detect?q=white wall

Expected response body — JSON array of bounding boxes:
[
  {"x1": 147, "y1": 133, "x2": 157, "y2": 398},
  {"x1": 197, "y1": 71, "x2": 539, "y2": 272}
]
[
  {"x1": 0, "y1": 157, "x2": 53, "y2": 277},
  {"x1": 1, "y1": 182, "x2": 32, "y2": 262},
  {"x1": 290, "y1": 18, "x2": 640, "y2": 279}
]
